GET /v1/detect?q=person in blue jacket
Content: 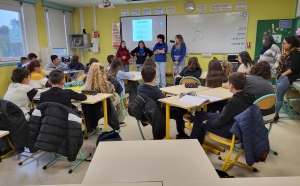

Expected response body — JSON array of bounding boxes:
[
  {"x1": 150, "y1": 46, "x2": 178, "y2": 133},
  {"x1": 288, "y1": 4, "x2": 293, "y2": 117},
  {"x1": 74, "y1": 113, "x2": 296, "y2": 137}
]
[
  {"x1": 153, "y1": 34, "x2": 168, "y2": 87},
  {"x1": 171, "y1": 34, "x2": 186, "y2": 79}
]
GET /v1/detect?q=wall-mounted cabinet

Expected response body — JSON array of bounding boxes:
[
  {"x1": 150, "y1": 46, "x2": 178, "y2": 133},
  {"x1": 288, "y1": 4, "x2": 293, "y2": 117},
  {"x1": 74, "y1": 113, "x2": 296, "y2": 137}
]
[{"x1": 69, "y1": 34, "x2": 91, "y2": 48}]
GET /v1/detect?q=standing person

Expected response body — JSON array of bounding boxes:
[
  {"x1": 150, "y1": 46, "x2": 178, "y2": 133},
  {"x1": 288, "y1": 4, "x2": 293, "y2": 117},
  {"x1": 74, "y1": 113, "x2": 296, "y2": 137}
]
[
  {"x1": 258, "y1": 34, "x2": 281, "y2": 69},
  {"x1": 171, "y1": 34, "x2": 187, "y2": 77},
  {"x1": 130, "y1": 40, "x2": 153, "y2": 72},
  {"x1": 237, "y1": 51, "x2": 254, "y2": 74},
  {"x1": 274, "y1": 36, "x2": 300, "y2": 123},
  {"x1": 153, "y1": 34, "x2": 168, "y2": 87},
  {"x1": 116, "y1": 41, "x2": 131, "y2": 72}
]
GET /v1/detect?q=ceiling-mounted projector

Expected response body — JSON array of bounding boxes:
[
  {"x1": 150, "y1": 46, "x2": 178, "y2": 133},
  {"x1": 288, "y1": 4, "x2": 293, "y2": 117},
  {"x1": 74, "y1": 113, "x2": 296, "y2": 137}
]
[{"x1": 99, "y1": 0, "x2": 115, "y2": 8}]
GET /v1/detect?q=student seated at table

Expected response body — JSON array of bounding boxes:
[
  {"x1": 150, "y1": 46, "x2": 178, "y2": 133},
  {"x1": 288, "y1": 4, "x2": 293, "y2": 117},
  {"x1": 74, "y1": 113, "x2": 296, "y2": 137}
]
[
  {"x1": 190, "y1": 72, "x2": 256, "y2": 144},
  {"x1": 244, "y1": 61, "x2": 275, "y2": 117},
  {"x1": 4, "y1": 68, "x2": 42, "y2": 120},
  {"x1": 39, "y1": 70, "x2": 87, "y2": 114},
  {"x1": 221, "y1": 61, "x2": 233, "y2": 88},
  {"x1": 68, "y1": 55, "x2": 85, "y2": 70},
  {"x1": 107, "y1": 57, "x2": 137, "y2": 103},
  {"x1": 27, "y1": 53, "x2": 38, "y2": 62},
  {"x1": 237, "y1": 51, "x2": 254, "y2": 74},
  {"x1": 84, "y1": 63, "x2": 126, "y2": 127},
  {"x1": 44, "y1": 55, "x2": 68, "y2": 70},
  {"x1": 142, "y1": 58, "x2": 159, "y2": 86},
  {"x1": 17, "y1": 57, "x2": 29, "y2": 68},
  {"x1": 27, "y1": 60, "x2": 51, "y2": 89},
  {"x1": 106, "y1": 55, "x2": 114, "y2": 72},
  {"x1": 138, "y1": 66, "x2": 192, "y2": 139},
  {"x1": 174, "y1": 57, "x2": 202, "y2": 85},
  {"x1": 206, "y1": 59, "x2": 228, "y2": 113},
  {"x1": 84, "y1": 58, "x2": 99, "y2": 73}
]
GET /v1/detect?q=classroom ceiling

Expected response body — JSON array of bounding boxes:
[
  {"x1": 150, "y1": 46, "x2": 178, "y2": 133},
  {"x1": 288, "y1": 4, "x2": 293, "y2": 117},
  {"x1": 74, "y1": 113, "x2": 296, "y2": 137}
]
[{"x1": 47, "y1": 0, "x2": 181, "y2": 7}]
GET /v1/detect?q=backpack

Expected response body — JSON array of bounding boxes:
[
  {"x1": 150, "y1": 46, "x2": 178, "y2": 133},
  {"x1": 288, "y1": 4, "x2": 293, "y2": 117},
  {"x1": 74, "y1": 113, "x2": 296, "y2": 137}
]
[{"x1": 96, "y1": 130, "x2": 122, "y2": 146}]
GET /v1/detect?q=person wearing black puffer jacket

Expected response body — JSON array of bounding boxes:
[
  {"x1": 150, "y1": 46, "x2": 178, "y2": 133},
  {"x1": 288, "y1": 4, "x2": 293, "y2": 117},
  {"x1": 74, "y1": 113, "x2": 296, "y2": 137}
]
[{"x1": 130, "y1": 40, "x2": 153, "y2": 72}]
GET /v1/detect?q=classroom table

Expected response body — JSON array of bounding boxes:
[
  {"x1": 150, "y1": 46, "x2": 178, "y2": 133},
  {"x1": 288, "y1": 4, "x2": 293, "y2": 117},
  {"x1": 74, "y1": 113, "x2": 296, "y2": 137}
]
[
  {"x1": 27, "y1": 183, "x2": 162, "y2": 186},
  {"x1": 163, "y1": 177, "x2": 300, "y2": 186},
  {"x1": 82, "y1": 140, "x2": 219, "y2": 184},
  {"x1": 159, "y1": 88, "x2": 233, "y2": 139},
  {"x1": 128, "y1": 71, "x2": 142, "y2": 81},
  {"x1": 79, "y1": 93, "x2": 113, "y2": 132},
  {"x1": 293, "y1": 80, "x2": 300, "y2": 91},
  {"x1": 160, "y1": 85, "x2": 210, "y2": 95},
  {"x1": 0, "y1": 130, "x2": 9, "y2": 138}
]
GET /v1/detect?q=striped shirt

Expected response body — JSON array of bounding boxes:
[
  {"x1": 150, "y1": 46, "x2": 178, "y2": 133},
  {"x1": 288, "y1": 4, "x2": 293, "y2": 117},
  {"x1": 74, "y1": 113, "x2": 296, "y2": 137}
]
[{"x1": 258, "y1": 44, "x2": 281, "y2": 68}]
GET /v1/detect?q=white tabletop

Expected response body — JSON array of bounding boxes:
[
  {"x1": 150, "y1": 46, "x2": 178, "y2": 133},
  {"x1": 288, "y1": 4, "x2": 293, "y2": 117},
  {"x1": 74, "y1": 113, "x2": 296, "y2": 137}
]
[
  {"x1": 160, "y1": 85, "x2": 210, "y2": 95},
  {"x1": 0, "y1": 130, "x2": 9, "y2": 138},
  {"x1": 27, "y1": 183, "x2": 162, "y2": 186},
  {"x1": 82, "y1": 140, "x2": 218, "y2": 184},
  {"x1": 128, "y1": 71, "x2": 142, "y2": 81},
  {"x1": 159, "y1": 95, "x2": 200, "y2": 109},
  {"x1": 163, "y1": 177, "x2": 300, "y2": 186},
  {"x1": 80, "y1": 93, "x2": 113, "y2": 104},
  {"x1": 293, "y1": 81, "x2": 300, "y2": 91},
  {"x1": 198, "y1": 88, "x2": 233, "y2": 100}
]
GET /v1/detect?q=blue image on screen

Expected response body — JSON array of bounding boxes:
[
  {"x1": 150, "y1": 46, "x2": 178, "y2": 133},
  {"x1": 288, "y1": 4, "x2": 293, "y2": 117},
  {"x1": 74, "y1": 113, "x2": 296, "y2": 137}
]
[{"x1": 132, "y1": 19, "x2": 153, "y2": 41}]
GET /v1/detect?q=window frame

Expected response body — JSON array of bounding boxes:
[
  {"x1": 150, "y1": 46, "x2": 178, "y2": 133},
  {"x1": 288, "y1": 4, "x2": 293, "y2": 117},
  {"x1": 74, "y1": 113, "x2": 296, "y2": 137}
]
[{"x1": 0, "y1": 0, "x2": 28, "y2": 62}]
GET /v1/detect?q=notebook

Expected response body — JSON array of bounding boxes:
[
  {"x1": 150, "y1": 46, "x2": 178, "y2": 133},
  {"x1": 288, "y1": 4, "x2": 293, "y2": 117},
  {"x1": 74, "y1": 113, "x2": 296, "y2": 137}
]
[{"x1": 179, "y1": 95, "x2": 221, "y2": 106}]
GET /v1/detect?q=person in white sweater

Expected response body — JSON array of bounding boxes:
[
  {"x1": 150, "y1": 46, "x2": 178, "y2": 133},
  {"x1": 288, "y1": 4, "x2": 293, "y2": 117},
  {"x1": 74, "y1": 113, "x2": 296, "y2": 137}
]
[
  {"x1": 258, "y1": 34, "x2": 281, "y2": 69},
  {"x1": 237, "y1": 51, "x2": 254, "y2": 74}
]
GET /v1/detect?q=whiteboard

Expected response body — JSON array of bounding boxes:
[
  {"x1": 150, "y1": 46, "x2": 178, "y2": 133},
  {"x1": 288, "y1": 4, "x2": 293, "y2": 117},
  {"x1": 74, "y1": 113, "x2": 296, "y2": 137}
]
[{"x1": 167, "y1": 11, "x2": 249, "y2": 54}]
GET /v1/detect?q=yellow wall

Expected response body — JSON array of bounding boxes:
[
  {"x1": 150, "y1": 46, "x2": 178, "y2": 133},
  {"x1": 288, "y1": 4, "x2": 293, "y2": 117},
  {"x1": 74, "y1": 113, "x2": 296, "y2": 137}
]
[
  {"x1": 0, "y1": 65, "x2": 16, "y2": 97},
  {"x1": 75, "y1": 0, "x2": 296, "y2": 80}
]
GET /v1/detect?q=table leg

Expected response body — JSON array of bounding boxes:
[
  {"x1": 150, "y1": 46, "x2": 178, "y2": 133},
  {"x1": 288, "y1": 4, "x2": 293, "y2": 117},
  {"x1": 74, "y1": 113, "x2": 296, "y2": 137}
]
[
  {"x1": 103, "y1": 99, "x2": 108, "y2": 132},
  {"x1": 165, "y1": 103, "x2": 171, "y2": 139}
]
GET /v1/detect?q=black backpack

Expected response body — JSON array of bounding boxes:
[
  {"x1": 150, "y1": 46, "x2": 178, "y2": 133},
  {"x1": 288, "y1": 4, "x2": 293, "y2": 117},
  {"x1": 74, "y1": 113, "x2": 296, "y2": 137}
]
[{"x1": 96, "y1": 130, "x2": 122, "y2": 146}]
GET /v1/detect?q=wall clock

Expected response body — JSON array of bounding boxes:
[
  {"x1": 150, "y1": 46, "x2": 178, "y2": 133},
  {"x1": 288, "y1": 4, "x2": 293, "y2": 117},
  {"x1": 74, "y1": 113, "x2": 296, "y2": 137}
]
[{"x1": 185, "y1": 1, "x2": 195, "y2": 13}]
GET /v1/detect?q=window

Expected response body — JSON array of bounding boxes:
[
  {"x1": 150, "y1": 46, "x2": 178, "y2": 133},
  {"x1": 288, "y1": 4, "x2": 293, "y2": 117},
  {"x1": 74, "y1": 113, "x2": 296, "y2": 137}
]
[
  {"x1": 45, "y1": 9, "x2": 74, "y2": 56},
  {"x1": 0, "y1": 1, "x2": 39, "y2": 62},
  {"x1": 0, "y1": 9, "x2": 25, "y2": 60}
]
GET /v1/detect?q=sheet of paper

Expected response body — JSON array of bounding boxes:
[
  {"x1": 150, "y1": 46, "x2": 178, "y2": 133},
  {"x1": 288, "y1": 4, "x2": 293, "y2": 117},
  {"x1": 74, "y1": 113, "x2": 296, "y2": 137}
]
[
  {"x1": 198, "y1": 95, "x2": 221, "y2": 103},
  {"x1": 179, "y1": 95, "x2": 208, "y2": 106}
]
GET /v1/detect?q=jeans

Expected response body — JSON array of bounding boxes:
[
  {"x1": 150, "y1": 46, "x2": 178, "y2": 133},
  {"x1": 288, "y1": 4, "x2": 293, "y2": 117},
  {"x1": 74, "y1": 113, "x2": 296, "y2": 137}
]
[
  {"x1": 173, "y1": 58, "x2": 185, "y2": 85},
  {"x1": 275, "y1": 75, "x2": 291, "y2": 114},
  {"x1": 136, "y1": 64, "x2": 143, "y2": 72},
  {"x1": 190, "y1": 112, "x2": 227, "y2": 144},
  {"x1": 155, "y1": 62, "x2": 167, "y2": 87},
  {"x1": 123, "y1": 64, "x2": 129, "y2": 72}
]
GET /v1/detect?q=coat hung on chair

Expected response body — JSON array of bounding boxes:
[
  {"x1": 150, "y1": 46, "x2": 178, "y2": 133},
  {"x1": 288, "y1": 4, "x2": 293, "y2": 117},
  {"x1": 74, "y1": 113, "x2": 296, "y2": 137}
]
[
  {"x1": 28, "y1": 102, "x2": 83, "y2": 161},
  {"x1": 230, "y1": 104, "x2": 270, "y2": 166},
  {"x1": 0, "y1": 100, "x2": 29, "y2": 153}
]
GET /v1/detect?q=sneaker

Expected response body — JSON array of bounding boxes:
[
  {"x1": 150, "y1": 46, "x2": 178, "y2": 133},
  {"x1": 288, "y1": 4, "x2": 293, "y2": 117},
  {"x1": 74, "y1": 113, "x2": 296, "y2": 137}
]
[
  {"x1": 183, "y1": 112, "x2": 194, "y2": 123},
  {"x1": 119, "y1": 122, "x2": 127, "y2": 127},
  {"x1": 176, "y1": 133, "x2": 190, "y2": 139},
  {"x1": 273, "y1": 114, "x2": 279, "y2": 123}
]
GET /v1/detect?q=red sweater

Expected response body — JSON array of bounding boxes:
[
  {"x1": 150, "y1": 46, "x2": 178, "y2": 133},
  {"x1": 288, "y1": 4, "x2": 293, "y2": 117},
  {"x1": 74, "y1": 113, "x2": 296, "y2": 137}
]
[{"x1": 116, "y1": 48, "x2": 131, "y2": 65}]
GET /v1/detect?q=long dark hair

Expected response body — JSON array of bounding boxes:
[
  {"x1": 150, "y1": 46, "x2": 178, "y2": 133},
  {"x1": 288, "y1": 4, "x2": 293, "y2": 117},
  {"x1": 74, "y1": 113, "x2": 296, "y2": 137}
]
[
  {"x1": 118, "y1": 41, "x2": 126, "y2": 51},
  {"x1": 239, "y1": 51, "x2": 254, "y2": 68},
  {"x1": 138, "y1": 40, "x2": 146, "y2": 48},
  {"x1": 263, "y1": 34, "x2": 276, "y2": 49},
  {"x1": 206, "y1": 60, "x2": 227, "y2": 88},
  {"x1": 27, "y1": 60, "x2": 41, "y2": 73},
  {"x1": 71, "y1": 55, "x2": 79, "y2": 63},
  {"x1": 185, "y1": 57, "x2": 202, "y2": 73},
  {"x1": 107, "y1": 57, "x2": 123, "y2": 78}
]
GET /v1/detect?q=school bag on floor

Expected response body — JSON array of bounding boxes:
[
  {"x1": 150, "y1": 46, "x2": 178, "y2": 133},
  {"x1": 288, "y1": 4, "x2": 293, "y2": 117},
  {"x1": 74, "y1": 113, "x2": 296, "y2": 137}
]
[{"x1": 96, "y1": 130, "x2": 122, "y2": 146}]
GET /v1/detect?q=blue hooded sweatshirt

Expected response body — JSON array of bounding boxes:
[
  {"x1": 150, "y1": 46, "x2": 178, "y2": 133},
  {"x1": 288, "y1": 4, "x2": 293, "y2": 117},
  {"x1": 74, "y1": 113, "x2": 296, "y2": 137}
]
[
  {"x1": 171, "y1": 43, "x2": 186, "y2": 62},
  {"x1": 153, "y1": 42, "x2": 168, "y2": 62}
]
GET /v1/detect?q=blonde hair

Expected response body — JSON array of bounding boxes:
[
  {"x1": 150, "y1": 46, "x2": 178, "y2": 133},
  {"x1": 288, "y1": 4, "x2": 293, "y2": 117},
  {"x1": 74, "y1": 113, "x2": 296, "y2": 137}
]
[
  {"x1": 222, "y1": 61, "x2": 233, "y2": 78},
  {"x1": 84, "y1": 63, "x2": 109, "y2": 93},
  {"x1": 175, "y1": 34, "x2": 184, "y2": 48}
]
